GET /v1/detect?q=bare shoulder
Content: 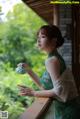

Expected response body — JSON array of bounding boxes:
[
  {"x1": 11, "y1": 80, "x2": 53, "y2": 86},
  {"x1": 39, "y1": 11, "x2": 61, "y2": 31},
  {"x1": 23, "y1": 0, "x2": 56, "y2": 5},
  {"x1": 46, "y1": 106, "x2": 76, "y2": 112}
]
[
  {"x1": 45, "y1": 56, "x2": 60, "y2": 77},
  {"x1": 45, "y1": 56, "x2": 60, "y2": 67}
]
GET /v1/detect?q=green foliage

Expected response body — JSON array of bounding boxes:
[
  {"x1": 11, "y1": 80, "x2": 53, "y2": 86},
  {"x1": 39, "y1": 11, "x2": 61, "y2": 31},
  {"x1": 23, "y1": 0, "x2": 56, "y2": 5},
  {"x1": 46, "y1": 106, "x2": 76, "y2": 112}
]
[
  {"x1": 0, "y1": 64, "x2": 36, "y2": 119},
  {"x1": 0, "y1": 1, "x2": 47, "y2": 119},
  {"x1": 0, "y1": 2, "x2": 46, "y2": 68},
  {"x1": 0, "y1": 6, "x2": 2, "y2": 12}
]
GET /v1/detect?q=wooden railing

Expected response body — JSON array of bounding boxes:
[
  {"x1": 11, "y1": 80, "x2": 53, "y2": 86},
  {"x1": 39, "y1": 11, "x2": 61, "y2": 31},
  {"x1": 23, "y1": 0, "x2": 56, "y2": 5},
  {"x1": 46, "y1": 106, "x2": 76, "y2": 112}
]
[{"x1": 19, "y1": 97, "x2": 53, "y2": 119}]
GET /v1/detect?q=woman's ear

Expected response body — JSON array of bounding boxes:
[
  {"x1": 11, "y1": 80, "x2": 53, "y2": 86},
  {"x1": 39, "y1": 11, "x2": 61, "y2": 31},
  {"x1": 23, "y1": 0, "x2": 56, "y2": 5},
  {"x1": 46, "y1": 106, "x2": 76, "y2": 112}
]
[{"x1": 51, "y1": 38, "x2": 57, "y2": 47}]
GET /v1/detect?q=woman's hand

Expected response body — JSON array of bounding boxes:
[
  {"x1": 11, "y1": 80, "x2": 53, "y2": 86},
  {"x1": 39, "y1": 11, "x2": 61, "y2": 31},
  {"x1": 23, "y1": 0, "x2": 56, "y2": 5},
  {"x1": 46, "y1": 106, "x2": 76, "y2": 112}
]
[
  {"x1": 17, "y1": 84, "x2": 35, "y2": 96},
  {"x1": 17, "y1": 63, "x2": 31, "y2": 73},
  {"x1": 17, "y1": 63, "x2": 43, "y2": 90}
]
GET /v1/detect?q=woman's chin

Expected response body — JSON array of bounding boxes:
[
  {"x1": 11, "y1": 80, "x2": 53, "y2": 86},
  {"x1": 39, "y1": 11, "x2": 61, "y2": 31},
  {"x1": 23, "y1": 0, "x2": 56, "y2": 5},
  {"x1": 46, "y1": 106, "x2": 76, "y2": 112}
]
[{"x1": 38, "y1": 46, "x2": 44, "y2": 51}]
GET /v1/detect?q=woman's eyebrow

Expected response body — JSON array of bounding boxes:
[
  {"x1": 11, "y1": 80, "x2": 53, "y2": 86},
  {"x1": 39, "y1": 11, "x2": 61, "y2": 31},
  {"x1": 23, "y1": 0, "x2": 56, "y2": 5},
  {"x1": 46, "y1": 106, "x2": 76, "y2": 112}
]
[{"x1": 41, "y1": 34, "x2": 46, "y2": 36}]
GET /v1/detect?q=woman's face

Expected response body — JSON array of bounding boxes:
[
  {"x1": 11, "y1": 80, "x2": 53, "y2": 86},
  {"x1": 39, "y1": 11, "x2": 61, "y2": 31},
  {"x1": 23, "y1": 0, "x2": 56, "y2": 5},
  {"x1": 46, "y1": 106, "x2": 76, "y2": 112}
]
[
  {"x1": 37, "y1": 30, "x2": 56, "y2": 52},
  {"x1": 37, "y1": 31, "x2": 49, "y2": 51}
]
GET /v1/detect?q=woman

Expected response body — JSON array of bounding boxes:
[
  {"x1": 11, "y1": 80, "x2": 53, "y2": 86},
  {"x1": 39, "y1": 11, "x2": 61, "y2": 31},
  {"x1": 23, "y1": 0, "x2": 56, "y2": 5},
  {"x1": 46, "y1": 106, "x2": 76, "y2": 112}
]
[{"x1": 18, "y1": 25, "x2": 80, "y2": 119}]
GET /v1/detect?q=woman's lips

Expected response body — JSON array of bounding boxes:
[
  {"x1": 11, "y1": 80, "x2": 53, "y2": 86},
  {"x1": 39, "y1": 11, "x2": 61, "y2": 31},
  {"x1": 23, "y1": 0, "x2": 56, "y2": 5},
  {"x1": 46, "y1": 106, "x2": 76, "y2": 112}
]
[{"x1": 38, "y1": 44, "x2": 41, "y2": 46}]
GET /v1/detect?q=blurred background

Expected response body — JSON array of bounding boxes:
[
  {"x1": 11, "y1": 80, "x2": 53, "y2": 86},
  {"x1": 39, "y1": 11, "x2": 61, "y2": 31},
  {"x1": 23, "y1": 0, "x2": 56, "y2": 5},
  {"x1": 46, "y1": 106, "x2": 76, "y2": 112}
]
[{"x1": 0, "y1": 0, "x2": 46, "y2": 118}]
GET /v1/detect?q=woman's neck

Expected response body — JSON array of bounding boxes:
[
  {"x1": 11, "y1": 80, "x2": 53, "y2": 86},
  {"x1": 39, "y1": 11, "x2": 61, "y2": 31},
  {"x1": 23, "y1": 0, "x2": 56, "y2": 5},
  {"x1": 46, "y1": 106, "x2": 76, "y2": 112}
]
[
  {"x1": 47, "y1": 48, "x2": 58, "y2": 58},
  {"x1": 46, "y1": 47, "x2": 57, "y2": 54}
]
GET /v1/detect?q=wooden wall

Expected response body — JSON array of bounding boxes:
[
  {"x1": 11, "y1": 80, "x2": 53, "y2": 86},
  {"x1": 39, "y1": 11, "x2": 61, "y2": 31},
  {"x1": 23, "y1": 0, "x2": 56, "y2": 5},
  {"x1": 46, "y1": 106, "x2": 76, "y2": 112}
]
[{"x1": 58, "y1": 5, "x2": 72, "y2": 69}]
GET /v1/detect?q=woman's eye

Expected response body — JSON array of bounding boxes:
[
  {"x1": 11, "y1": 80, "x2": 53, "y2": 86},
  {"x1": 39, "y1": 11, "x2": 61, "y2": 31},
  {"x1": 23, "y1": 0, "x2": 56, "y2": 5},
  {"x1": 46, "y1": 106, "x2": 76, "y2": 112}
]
[{"x1": 42, "y1": 36, "x2": 46, "y2": 38}]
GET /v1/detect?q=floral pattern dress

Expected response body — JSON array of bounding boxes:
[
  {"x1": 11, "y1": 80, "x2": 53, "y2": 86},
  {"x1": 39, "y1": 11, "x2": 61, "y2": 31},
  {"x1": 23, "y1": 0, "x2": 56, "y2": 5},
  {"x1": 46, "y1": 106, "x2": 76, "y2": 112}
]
[{"x1": 40, "y1": 50, "x2": 80, "y2": 119}]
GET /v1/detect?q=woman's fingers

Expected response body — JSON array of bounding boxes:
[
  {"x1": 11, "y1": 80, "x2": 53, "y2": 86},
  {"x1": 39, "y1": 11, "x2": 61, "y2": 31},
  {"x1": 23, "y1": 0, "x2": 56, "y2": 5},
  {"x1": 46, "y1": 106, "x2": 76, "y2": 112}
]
[
  {"x1": 20, "y1": 89, "x2": 31, "y2": 93},
  {"x1": 19, "y1": 92, "x2": 27, "y2": 96},
  {"x1": 16, "y1": 63, "x2": 31, "y2": 74},
  {"x1": 17, "y1": 84, "x2": 34, "y2": 96},
  {"x1": 19, "y1": 91, "x2": 33, "y2": 96},
  {"x1": 17, "y1": 85, "x2": 32, "y2": 91},
  {"x1": 19, "y1": 93, "x2": 33, "y2": 96},
  {"x1": 17, "y1": 63, "x2": 29, "y2": 68},
  {"x1": 22, "y1": 63, "x2": 29, "y2": 67}
]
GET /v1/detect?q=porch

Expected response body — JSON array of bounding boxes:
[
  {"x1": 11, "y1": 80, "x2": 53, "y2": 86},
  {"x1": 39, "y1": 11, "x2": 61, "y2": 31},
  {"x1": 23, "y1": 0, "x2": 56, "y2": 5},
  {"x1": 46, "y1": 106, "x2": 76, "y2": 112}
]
[{"x1": 19, "y1": 1, "x2": 80, "y2": 119}]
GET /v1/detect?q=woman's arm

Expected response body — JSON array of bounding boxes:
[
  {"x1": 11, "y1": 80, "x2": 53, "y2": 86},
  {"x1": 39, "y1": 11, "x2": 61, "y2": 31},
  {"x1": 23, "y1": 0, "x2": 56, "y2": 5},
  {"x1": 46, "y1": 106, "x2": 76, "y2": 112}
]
[
  {"x1": 17, "y1": 63, "x2": 44, "y2": 90},
  {"x1": 27, "y1": 69, "x2": 44, "y2": 90},
  {"x1": 18, "y1": 85, "x2": 56, "y2": 98},
  {"x1": 33, "y1": 57, "x2": 61, "y2": 97},
  {"x1": 33, "y1": 57, "x2": 60, "y2": 98},
  {"x1": 27, "y1": 56, "x2": 60, "y2": 91},
  {"x1": 33, "y1": 89, "x2": 57, "y2": 98},
  {"x1": 18, "y1": 57, "x2": 61, "y2": 98}
]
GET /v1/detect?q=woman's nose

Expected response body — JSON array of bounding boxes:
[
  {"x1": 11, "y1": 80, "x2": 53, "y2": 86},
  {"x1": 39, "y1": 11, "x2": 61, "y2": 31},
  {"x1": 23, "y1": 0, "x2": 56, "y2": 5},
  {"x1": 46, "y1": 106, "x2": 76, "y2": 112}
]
[{"x1": 38, "y1": 38, "x2": 41, "y2": 43}]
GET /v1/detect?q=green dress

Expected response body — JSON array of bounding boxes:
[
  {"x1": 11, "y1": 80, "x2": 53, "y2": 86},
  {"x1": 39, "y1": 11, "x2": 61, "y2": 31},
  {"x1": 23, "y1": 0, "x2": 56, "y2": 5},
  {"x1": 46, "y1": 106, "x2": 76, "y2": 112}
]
[{"x1": 40, "y1": 50, "x2": 80, "y2": 119}]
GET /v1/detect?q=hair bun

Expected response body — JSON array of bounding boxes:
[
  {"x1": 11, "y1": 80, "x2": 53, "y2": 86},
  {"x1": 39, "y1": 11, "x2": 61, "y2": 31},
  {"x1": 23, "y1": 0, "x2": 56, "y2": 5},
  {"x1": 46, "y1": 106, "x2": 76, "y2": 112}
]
[{"x1": 57, "y1": 36, "x2": 64, "y2": 47}]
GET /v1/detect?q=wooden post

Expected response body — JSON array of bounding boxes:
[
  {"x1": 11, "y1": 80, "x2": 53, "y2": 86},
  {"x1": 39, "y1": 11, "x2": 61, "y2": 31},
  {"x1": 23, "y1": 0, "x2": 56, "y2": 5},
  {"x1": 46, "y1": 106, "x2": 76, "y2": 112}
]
[
  {"x1": 53, "y1": 5, "x2": 59, "y2": 26},
  {"x1": 72, "y1": 4, "x2": 80, "y2": 93}
]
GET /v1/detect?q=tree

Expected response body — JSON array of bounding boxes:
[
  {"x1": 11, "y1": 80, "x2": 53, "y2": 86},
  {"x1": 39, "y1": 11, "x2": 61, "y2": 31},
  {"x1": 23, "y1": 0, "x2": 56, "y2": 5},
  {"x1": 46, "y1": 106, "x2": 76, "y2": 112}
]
[{"x1": 0, "y1": 2, "x2": 46, "y2": 68}]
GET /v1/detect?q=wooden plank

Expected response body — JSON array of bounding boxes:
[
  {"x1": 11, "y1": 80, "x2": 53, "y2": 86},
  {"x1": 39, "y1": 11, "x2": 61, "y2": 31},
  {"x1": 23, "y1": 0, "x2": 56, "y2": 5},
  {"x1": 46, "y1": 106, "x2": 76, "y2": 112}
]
[
  {"x1": 41, "y1": 101, "x2": 55, "y2": 119},
  {"x1": 22, "y1": 0, "x2": 53, "y2": 24},
  {"x1": 19, "y1": 98, "x2": 52, "y2": 119}
]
